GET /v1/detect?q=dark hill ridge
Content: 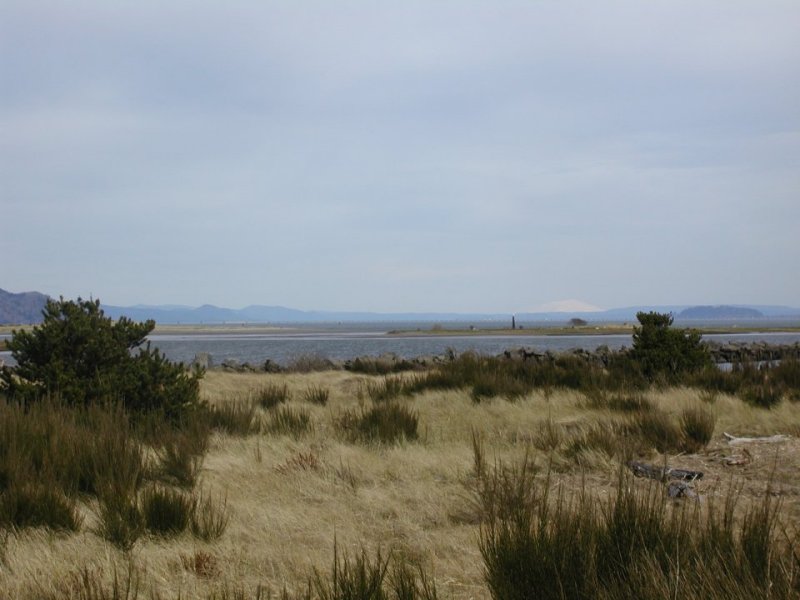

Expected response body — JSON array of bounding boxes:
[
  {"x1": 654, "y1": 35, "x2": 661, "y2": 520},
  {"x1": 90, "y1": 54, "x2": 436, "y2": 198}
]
[
  {"x1": 0, "y1": 288, "x2": 49, "y2": 324},
  {"x1": 678, "y1": 305, "x2": 764, "y2": 320}
]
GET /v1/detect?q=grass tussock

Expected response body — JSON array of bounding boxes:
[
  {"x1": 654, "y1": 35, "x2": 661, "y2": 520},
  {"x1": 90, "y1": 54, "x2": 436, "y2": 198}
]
[
  {"x1": 0, "y1": 484, "x2": 82, "y2": 532},
  {"x1": 0, "y1": 393, "x2": 235, "y2": 553},
  {"x1": 679, "y1": 406, "x2": 716, "y2": 453},
  {"x1": 478, "y1": 459, "x2": 799, "y2": 600},
  {"x1": 96, "y1": 493, "x2": 144, "y2": 551},
  {"x1": 190, "y1": 489, "x2": 230, "y2": 541},
  {"x1": 140, "y1": 485, "x2": 194, "y2": 536},
  {"x1": 630, "y1": 408, "x2": 684, "y2": 454},
  {"x1": 256, "y1": 383, "x2": 292, "y2": 409},
  {"x1": 364, "y1": 376, "x2": 406, "y2": 403},
  {"x1": 583, "y1": 389, "x2": 654, "y2": 413},
  {"x1": 531, "y1": 418, "x2": 564, "y2": 452},
  {"x1": 338, "y1": 402, "x2": 419, "y2": 444},
  {"x1": 740, "y1": 382, "x2": 784, "y2": 409},
  {"x1": 306, "y1": 543, "x2": 438, "y2": 600},
  {"x1": 155, "y1": 428, "x2": 207, "y2": 488},
  {"x1": 564, "y1": 421, "x2": 627, "y2": 462},
  {"x1": 207, "y1": 399, "x2": 260, "y2": 435},
  {"x1": 66, "y1": 566, "x2": 141, "y2": 600},
  {"x1": 182, "y1": 550, "x2": 221, "y2": 579},
  {"x1": 266, "y1": 406, "x2": 313, "y2": 437},
  {"x1": 302, "y1": 385, "x2": 331, "y2": 406}
]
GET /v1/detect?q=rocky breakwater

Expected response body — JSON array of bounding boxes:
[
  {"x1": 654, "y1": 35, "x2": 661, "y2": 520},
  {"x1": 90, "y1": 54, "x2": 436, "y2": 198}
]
[
  {"x1": 703, "y1": 341, "x2": 800, "y2": 364},
  {"x1": 190, "y1": 342, "x2": 800, "y2": 374}
]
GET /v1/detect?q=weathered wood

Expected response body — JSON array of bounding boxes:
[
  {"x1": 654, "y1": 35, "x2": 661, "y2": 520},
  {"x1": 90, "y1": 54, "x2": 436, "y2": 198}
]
[
  {"x1": 626, "y1": 461, "x2": 704, "y2": 482},
  {"x1": 723, "y1": 448, "x2": 752, "y2": 466},
  {"x1": 723, "y1": 432, "x2": 790, "y2": 445},
  {"x1": 667, "y1": 481, "x2": 699, "y2": 499}
]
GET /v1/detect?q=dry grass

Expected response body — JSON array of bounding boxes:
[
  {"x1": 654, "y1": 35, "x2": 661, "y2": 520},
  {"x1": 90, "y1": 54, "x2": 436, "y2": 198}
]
[{"x1": 2, "y1": 371, "x2": 800, "y2": 599}]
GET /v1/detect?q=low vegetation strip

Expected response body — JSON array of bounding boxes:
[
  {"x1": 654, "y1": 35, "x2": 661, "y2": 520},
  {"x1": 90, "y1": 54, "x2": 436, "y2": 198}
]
[{"x1": 1, "y1": 301, "x2": 799, "y2": 598}]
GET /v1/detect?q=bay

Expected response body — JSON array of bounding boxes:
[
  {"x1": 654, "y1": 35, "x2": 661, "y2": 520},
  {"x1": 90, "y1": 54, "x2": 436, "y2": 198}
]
[
  {"x1": 3, "y1": 330, "x2": 799, "y2": 368},
  {"x1": 140, "y1": 330, "x2": 800, "y2": 367}
]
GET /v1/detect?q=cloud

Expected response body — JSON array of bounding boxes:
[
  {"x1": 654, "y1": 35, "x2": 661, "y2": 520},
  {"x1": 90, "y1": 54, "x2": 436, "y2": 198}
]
[{"x1": 1, "y1": 1, "x2": 799, "y2": 310}]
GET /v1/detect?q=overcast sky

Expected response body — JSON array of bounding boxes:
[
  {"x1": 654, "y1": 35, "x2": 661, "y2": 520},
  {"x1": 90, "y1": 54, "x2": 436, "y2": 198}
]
[{"x1": 2, "y1": 1, "x2": 798, "y2": 312}]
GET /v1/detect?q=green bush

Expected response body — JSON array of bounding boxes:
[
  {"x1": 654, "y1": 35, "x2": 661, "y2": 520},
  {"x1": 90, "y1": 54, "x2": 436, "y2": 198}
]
[
  {"x1": 348, "y1": 356, "x2": 417, "y2": 375},
  {"x1": 772, "y1": 358, "x2": 800, "y2": 399},
  {"x1": 690, "y1": 366, "x2": 741, "y2": 395},
  {"x1": 740, "y1": 382, "x2": 783, "y2": 409},
  {"x1": 0, "y1": 298, "x2": 203, "y2": 421},
  {"x1": 629, "y1": 312, "x2": 711, "y2": 383}
]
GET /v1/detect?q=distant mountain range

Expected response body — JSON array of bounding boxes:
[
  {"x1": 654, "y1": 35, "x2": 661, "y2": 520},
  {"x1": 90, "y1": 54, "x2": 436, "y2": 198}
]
[
  {"x1": 1, "y1": 288, "x2": 799, "y2": 325},
  {"x1": 677, "y1": 305, "x2": 764, "y2": 320},
  {"x1": 0, "y1": 288, "x2": 49, "y2": 325}
]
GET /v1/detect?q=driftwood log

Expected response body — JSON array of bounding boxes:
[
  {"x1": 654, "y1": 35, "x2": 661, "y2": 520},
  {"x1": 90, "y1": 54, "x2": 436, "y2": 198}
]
[
  {"x1": 723, "y1": 432, "x2": 790, "y2": 445},
  {"x1": 626, "y1": 461, "x2": 704, "y2": 483}
]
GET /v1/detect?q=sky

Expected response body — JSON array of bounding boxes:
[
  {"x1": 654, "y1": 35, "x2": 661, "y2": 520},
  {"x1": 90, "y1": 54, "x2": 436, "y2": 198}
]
[{"x1": 2, "y1": 1, "x2": 799, "y2": 313}]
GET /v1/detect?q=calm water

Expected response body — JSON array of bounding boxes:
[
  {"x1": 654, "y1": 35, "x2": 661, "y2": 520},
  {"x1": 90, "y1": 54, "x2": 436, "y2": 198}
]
[{"x1": 3, "y1": 330, "x2": 800, "y2": 368}]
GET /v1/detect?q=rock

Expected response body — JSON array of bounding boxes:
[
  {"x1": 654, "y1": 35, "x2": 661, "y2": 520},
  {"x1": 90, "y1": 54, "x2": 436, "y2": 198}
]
[
  {"x1": 221, "y1": 358, "x2": 241, "y2": 371},
  {"x1": 667, "y1": 481, "x2": 698, "y2": 499},
  {"x1": 262, "y1": 359, "x2": 283, "y2": 373},
  {"x1": 192, "y1": 352, "x2": 213, "y2": 370}
]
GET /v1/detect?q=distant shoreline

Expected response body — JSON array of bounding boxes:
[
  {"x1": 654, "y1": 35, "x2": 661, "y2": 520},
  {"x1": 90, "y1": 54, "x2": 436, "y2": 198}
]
[
  {"x1": 3, "y1": 323, "x2": 800, "y2": 340},
  {"x1": 387, "y1": 325, "x2": 800, "y2": 337}
]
